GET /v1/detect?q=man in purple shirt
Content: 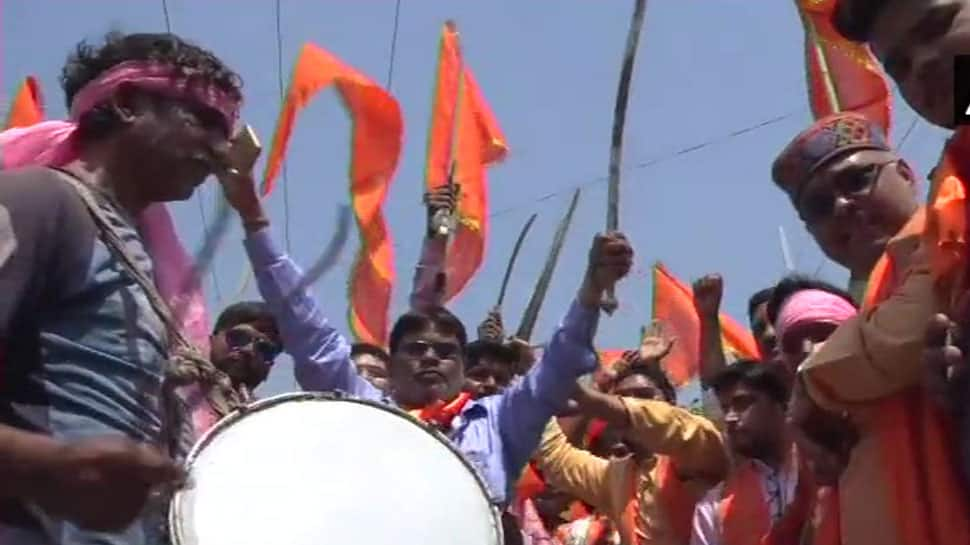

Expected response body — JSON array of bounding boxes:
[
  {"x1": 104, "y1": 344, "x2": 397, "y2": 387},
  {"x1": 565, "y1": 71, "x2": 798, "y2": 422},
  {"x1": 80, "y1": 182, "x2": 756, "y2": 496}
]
[{"x1": 219, "y1": 172, "x2": 633, "y2": 505}]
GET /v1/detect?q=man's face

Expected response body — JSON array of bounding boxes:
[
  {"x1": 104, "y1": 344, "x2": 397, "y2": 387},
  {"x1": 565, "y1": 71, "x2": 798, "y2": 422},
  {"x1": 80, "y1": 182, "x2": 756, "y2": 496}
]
[
  {"x1": 389, "y1": 326, "x2": 464, "y2": 409},
  {"x1": 793, "y1": 150, "x2": 917, "y2": 277},
  {"x1": 353, "y1": 353, "x2": 389, "y2": 392},
  {"x1": 869, "y1": 0, "x2": 970, "y2": 129},
  {"x1": 465, "y1": 355, "x2": 514, "y2": 399},
  {"x1": 209, "y1": 320, "x2": 282, "y2": 391},
  {"x1": 119, "y1": 91, "x2": 231, "y2": 202},
  {"x1": 608, "y1": 373, "x2": 666, "y2": 456},
  {"x1": 717, "y1": 382, "x2": 786, "y2": 459},
  {"x1": 779, "y1": 321, "x2": 841, "y2": 375},
  {"x1": 750, "y1": 302, "x2": 779, "y2": 365}
]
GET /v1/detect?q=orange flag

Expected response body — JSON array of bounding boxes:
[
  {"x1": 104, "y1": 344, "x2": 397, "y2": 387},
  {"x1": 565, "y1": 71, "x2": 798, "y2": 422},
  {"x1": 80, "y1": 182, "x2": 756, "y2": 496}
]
[
  {"x1": 652, "y1": 263, "x2": 759, "y2": 387},
  {"x1": 6, "y1": 76, "x2": 44, "y2": 128},
  {"x1": 425, "y1": 22, "x2": 508, "y2": 301},
  {"x1": 924, "y1": 129, "x2": 970, "y2": 312},
  {"x1": 261, "y1": 43, "x2": 403, "y2": 346},
  {"x1": 794, "y1": 0, "x2": 893, "y2": 136}
]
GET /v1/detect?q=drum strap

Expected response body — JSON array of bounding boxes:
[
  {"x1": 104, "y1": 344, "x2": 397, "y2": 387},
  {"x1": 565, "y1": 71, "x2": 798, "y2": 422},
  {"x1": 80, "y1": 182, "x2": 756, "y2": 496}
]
[{"x1": 53, "y1": 169, "x2": 246, "y2": 455}]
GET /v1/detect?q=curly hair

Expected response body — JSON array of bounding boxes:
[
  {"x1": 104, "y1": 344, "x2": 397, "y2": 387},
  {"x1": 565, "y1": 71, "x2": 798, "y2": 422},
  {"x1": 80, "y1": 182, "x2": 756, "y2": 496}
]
[{"x1": 60, "y1": 31, "x2": 243, "y2": 140}]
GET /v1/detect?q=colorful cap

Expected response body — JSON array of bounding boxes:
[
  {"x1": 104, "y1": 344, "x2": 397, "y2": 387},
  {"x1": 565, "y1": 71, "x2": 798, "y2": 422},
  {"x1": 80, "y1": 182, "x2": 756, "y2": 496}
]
[{"x1": 772, "y1": 112, "x2": 891, "y2": 194}]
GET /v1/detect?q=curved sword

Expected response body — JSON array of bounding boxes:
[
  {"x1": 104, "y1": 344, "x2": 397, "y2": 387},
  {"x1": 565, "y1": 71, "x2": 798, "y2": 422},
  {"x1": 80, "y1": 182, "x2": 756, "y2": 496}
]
[
  {"x1": 602, "y1": 0, "x2": 648, "y2": 315},
  {"x1": 496, "y1": 213, "x2": 538, "y2": 308},
  {"x1": 515, "y1": 189, "x2": 581, "y2": 342}
]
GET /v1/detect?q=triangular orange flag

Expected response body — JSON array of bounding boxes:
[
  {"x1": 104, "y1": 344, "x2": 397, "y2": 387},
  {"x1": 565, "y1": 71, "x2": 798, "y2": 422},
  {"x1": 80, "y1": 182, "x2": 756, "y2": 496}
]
[
  {"x1": 652, "y1": 263, "x2": 759, "y2": 387},
  {"x1": 425, "y1": 22, "x2": 508, "y2": 302},
  {"x1": 6, "y1": 76, "x2": 44, "y2": 129},
  {"x1": 261, "y1": 43, "x2": 403, "y2": 346}
]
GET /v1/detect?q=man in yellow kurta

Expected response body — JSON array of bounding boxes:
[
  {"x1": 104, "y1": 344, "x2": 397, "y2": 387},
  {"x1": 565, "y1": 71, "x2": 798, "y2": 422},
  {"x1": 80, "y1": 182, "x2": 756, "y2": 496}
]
[
  {"x1": 537, "y1": 341, "x2": 728, "y2": 545},
  {"x1": 771, "y1": 112, "x2": 970, "y2": 545}
]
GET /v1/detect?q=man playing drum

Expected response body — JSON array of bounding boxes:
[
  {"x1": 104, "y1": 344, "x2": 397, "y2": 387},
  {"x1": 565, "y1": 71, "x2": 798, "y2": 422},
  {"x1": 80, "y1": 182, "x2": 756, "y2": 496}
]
[
  {"x1": 220, "y1": 168, "x2": 633, "y2": 506},
  {"x1": 0, "y1": 31, "x2": 244, "y2": 544}
]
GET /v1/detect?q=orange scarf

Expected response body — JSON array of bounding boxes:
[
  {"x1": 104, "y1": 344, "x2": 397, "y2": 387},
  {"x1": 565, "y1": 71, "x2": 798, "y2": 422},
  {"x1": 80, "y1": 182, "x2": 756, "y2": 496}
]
[
  {"x1": 804, "y1": 486, "x2": 840, "y2": 545},
  {"x1": 717, "y1": 454, "x2": 815, "y2": 545},
  {"x1": 408, "y1": 391, "x2": 473, "y2": 430},
  {"x1": 855, "y1": 194, "x2": 970, "y2": 545}
]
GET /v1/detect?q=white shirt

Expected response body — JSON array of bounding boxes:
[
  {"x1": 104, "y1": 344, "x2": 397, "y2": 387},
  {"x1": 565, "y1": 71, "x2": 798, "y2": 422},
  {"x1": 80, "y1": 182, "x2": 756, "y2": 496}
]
[{"x1": 689, "y1": 458, "x2": 799, "y2": 545}]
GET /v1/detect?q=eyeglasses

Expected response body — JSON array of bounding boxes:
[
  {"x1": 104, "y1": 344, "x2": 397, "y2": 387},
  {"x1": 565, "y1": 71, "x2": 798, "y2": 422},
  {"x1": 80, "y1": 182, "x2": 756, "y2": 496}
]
[
  {"x1": 224, "y1": 328, "x2": 282, "y2": 363},
  {"x1": 797, "y1": 160, "x2": 897, "y2": 225},
  {"x1": 398, "y1": 340, "x2": 461, "y2": 360}
]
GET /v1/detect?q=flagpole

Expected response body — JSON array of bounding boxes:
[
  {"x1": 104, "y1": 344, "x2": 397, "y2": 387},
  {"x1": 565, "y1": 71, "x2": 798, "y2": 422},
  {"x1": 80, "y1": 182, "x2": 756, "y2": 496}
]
[{"x1": 778, "y1": 225, "x2": 795, "y2": 271}]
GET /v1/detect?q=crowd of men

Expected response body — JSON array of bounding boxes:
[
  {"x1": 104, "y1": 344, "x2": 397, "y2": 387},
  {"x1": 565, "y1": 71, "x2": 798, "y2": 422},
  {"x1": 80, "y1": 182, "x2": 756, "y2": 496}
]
[{"x1": 1, "y1": 1, "x2": 969, "y2": 544}]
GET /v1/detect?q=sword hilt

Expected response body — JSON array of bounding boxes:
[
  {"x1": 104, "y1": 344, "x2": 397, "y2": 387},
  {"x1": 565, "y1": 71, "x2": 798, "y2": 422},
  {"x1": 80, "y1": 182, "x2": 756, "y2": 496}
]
[{"x1": 600, "y1": 286, "x2": 618, "y2": 315}]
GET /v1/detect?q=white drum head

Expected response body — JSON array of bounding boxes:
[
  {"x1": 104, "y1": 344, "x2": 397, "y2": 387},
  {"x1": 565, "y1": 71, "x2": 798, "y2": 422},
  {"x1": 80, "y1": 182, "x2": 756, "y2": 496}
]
[{"x1": 170, "y1": 393, "x2": 502, "y2": 545}]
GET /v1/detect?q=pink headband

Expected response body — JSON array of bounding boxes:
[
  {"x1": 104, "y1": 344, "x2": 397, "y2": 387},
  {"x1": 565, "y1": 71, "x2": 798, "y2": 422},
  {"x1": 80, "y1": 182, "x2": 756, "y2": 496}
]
[
  {"x1": 69, "y1": 60, "x2": 241, "y2": 131},
  {"x1": 775, "y1": 289, "x2": 857, "y2": 344}
]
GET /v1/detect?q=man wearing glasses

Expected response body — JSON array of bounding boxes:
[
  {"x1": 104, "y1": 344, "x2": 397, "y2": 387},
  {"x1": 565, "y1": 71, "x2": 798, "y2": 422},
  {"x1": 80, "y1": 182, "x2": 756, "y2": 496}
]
[{"x1": 769, "y1": 112, "x2": 956, "y2": 545}]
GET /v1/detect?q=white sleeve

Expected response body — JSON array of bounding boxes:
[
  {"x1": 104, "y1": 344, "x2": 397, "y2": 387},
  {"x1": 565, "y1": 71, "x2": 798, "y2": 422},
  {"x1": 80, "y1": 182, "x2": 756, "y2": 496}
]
[{"x1": 690, "y1": 486, "x2": 722, "y2": 545}]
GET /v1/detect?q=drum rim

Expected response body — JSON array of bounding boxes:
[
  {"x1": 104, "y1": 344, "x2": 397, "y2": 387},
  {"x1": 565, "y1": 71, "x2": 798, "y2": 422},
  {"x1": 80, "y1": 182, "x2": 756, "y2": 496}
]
[{"x1": 168, "y1": 391, "x2": 505, "y2": 545}]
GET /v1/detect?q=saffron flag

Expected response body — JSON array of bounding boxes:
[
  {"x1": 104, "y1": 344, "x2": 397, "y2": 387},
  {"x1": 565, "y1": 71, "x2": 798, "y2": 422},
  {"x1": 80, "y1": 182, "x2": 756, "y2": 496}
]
[
  {"x1": 5, "y1": 76, "x2": 44, "y2": 129},
  {"x1": 652, "y1": 263, "x2": 759, "y2": 387},
  {"x1": 924, "y1": 129, "x2": 970, "y2": 312},
  {"x1": 262, "y1": 43, "x2": 403, "y2": 345},
  {"x1": 425, "y1": 21, "x2": 508, "y2": 301},
  {"x1": 794, "y1": 0, "x2": 893, "y2": 136}
]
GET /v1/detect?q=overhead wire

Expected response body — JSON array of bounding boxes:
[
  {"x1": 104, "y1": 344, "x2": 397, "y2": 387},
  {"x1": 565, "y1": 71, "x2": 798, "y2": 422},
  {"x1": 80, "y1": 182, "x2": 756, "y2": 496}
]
[
  {"x1": 275, "y1": 0, "x2": 293, "y2": 254},
  {"x1": 386, "y1": 0, "x2": 403, "y2": 89},
  {"x1": 160, "y1": 0, "x2": 225, "y2": 303}
]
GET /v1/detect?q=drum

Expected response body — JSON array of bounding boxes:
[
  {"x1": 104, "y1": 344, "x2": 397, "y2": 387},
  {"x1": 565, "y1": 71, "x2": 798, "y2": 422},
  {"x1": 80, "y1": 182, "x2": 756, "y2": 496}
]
[{"x1": 169, "y1": 392, "x2": 503, "y2": 545}]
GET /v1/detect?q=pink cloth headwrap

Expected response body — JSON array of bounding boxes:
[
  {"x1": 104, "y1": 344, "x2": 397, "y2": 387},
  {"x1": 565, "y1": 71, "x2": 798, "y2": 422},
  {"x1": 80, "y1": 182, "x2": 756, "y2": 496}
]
[
  {"x1": 775, "y1": 289, "x2": 857, "y2": 344},
  {"x1": 0, "y1": 60, "x2": 242, "y2": 349}
]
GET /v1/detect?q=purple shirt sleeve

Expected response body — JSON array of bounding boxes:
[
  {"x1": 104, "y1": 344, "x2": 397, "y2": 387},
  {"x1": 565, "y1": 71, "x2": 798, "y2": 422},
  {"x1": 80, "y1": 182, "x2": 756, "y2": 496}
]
[
  {"x1": 244, "y1": 228, "x2": 382, "y2": 401},
  {"x1": 491, "y1": 298, "x2": 600, "y2": 473},
  {"x1": 408, "y1": 235, "x2": 447, "y2": 312}
]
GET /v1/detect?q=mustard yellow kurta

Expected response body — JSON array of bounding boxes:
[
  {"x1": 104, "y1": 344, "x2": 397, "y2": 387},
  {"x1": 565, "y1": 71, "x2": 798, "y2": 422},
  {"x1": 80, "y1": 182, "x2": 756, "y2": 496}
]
[{"x1": 538, "y1": 399, "x2": 728, "y2": 545}]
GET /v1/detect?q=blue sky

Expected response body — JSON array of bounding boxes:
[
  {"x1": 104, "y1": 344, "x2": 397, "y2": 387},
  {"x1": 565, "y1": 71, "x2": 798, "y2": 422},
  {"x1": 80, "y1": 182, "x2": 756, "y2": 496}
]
[{"x1": 2, "y1": 1, "x2": 952, "y2": 397}]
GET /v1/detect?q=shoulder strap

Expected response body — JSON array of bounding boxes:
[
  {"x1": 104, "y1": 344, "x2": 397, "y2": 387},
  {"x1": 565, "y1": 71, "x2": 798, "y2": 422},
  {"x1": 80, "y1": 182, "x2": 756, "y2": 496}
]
[{"x1": 51, "y1": 169, "x2": 194, "y2": 351}]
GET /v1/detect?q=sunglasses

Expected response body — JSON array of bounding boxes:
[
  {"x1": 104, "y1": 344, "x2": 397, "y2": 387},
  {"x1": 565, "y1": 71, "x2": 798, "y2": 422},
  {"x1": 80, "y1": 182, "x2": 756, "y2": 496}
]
[
  {"x1": 798, "y1": 160, "x2": 896, "y2": 225},
  {"x1": 398, "y1": 340, "x2": 461, "y2": 360},
  {"x1": 224, "y1": 327, "x2": 282, "y2": 363}
]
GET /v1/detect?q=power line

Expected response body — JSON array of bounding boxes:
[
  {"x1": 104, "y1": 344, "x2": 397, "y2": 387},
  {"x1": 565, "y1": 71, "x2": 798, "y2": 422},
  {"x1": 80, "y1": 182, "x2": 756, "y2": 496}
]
[
  {"x1": 487, "y1": 107, "x2": 805, "y2": 219},
  {"x1": 897, "y1": 115, "x2": 920, "y2": 151},
  {"x1": 161, "y1": 0, "x2": 172, "y2": 32},
  {"x1": 386, "y1": 0, "x2": 403, "y2": 89},
  {"x1": 275, "y1": 0, "x2": 293, "y2": 253}
]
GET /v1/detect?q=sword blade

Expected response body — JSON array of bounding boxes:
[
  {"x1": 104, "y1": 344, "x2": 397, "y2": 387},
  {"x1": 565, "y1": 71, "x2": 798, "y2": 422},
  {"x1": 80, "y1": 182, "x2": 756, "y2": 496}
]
[
  {"x1": 283, "y1": 204, "x2": 353, "y2": 300},
  {"x1": 515, "y1": 189, "x2": 581, "y2": 341},
  {"x1": 603, "y1": 0, "x2": 648, "y2": 314},
  {"x1": 496, "y1": 213, "x2": 538, "y2": 308}
]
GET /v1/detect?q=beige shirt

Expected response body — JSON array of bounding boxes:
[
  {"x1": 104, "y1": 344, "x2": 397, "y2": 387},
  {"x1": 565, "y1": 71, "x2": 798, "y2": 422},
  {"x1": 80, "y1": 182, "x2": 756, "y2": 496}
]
[{"x1": 537, "y1": 399, "x2": 728, "y2": 545}]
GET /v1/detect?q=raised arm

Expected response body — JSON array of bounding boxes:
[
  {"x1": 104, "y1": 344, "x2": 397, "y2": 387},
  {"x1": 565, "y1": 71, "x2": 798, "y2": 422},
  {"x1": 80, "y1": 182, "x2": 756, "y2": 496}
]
[
  {"x1": 693, "y1": 275, "x2": 729, "y2": 388},
  {"x1": 535, "y1": 419, "x2": 610, "y2": 509},
  {"x1": 409, "y1": 185, "x2": 456, "y2": 312},
  {"x1": 223, "y1": 170, "x2": 380, "y2": 400},
  {"x1": 493, "y1": 232, "x2": 632, "y2": 473},
  {"x1": 572, "y1": 384, "x2": 727, "y2": 482}
]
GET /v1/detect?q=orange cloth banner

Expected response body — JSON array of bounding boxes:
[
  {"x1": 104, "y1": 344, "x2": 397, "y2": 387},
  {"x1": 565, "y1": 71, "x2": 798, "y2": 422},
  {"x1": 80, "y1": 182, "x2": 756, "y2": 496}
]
[
  {"x1": 5, "y1": 76, "x2": 44, "y2": 128},
  {"x1": 794, "y1": 0, "x2": 892, "y2": 136},
  {"x1": 652, "y1": 264, "x2": 759, "y2": 387},
  {"x1": 425, "y1": 22, "x2": 508, "y2": 301},
  {"x1": 261, "y1": 43, "x2": 403, "y2": 345}
]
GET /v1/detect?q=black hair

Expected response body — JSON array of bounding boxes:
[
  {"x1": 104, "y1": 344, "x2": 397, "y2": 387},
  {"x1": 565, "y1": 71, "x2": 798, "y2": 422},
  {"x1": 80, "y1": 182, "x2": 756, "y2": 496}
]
[
  {"x1": 831, "y1": 0, "x2": 887, "y2": 43},
  {"x1": 747, "y1": 288, "x2": 774, "y2": 326},
  {"x1": 615, "y1": 360, "x2": 677, "y2": 404},
  {"x1": 60, "y1": 31, "x2": 243, "y2": 140},
  {"x1": 465, "y1": 340, "x2": 517, "y2": 370},
  {"x1": 710, "y1": 359, "x2": 790, "y2": 405},
  {"x1": 765, "y1": 274, "x2": 858, "y2": 326},
  {"x1": 351, "y1": 342, "x2": 390, "y2": 364},
  {"x1": 213, "y1": 301, "x2": 277, "y2": 335},
  {"x1": 388, "y1": 306, "x2": 468, "y2": 355}
]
